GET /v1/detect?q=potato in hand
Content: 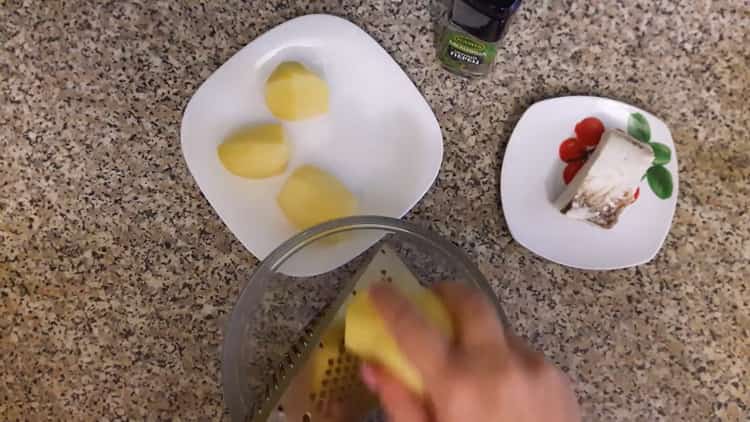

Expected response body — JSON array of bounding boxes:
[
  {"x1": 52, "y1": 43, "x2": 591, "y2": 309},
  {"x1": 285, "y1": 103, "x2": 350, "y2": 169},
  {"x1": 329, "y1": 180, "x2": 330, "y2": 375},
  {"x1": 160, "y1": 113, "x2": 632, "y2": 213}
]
[
  {"x1": 217, "y1": 124, "x2": 289, "y2": 179},
  {"x1": 345, "y1": 286, "x2": 454, "y2": 395},
  {"x1": 265, "y1": 62, "x2": 329, "y2": 121}
]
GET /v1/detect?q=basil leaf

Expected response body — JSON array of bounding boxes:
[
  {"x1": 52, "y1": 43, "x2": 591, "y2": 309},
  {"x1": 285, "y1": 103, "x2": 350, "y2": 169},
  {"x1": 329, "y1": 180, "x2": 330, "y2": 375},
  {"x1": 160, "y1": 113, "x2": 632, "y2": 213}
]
[
  {"x1": 650, "y1": 142, "x2": 671, "y2": 165},
  {"x1": 628, "y1": 112, "x2": 651, "y2": 143},
  {"x1": 646, "y1": 165, "x2": 673, "y2": 199}
]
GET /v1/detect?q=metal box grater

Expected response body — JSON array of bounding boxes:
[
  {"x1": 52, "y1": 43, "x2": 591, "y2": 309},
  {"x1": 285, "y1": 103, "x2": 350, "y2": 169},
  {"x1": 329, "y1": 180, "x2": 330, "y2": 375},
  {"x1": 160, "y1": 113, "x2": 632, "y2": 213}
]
[{"x1": 221, "y1": 217, "x2": 504, "y2": 422}]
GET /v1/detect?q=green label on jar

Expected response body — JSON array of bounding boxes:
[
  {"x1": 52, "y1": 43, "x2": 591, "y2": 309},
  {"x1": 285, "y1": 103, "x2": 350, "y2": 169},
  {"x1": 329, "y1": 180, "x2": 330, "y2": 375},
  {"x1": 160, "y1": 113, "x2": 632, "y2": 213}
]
[{"x1": 438, "y1": 30, "x2": 497, "y2": 74}]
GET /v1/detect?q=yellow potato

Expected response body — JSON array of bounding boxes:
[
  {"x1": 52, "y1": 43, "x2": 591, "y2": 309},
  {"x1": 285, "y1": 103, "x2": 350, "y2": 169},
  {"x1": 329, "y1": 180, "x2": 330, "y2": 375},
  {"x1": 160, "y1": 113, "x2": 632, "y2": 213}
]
[
  {"x1": 277, "y1": 165, "x2": 357, "y2": 230},
  {"x1": 265, "y1": 62, "x2": 329, "y2": 121},
  {"x1": 217, "y1": 124, "x2": 289, "y2": 179},
  {"x1": 344, "y1": 287, "x2": 453, "y2": 395}
]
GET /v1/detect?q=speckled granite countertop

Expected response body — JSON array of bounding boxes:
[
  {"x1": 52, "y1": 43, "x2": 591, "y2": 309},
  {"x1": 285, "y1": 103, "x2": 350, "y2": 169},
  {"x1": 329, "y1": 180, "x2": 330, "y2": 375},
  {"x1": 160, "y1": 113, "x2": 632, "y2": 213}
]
[{"x1": 1, "y1": 0, "x2": 748, "y2": 420}]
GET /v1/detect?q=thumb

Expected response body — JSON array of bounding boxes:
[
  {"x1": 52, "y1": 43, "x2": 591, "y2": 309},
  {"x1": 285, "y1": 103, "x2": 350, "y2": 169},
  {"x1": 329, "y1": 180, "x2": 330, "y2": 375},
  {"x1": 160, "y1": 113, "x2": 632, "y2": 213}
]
[{"x1": 362, "y1": 363, "x2": 430, "y2": 422}]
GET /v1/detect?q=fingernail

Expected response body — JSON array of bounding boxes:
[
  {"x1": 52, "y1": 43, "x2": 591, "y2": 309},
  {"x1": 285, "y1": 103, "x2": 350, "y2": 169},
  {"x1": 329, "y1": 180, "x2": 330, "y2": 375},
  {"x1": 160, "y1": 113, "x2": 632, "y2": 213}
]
[{"x1": 360, "y1": 363, "x2": 379, "y2": 392}]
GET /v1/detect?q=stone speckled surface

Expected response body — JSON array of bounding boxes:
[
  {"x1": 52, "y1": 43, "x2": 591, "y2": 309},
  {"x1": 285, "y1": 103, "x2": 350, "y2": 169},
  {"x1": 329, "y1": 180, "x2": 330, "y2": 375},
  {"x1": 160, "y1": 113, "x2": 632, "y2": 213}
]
[{"x1": 1, "y1": 0, "x2": 748, "y2": 420}]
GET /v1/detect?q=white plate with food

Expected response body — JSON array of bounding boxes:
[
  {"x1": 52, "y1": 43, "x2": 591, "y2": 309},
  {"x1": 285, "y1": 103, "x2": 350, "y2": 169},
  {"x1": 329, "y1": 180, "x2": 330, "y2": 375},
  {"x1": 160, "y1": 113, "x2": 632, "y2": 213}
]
[
  {"x1": 181, "y1": 15, "x2": 443, "y2": 275},
  {"x1": 500, "y1": 96, "x2": 679, "y2": 270}
]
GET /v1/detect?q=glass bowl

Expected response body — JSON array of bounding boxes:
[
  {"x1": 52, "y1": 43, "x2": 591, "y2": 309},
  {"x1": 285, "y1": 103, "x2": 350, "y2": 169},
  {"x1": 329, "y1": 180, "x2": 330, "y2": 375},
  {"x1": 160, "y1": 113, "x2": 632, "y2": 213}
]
[{"x1": 221, "y1": 216, "x2": 505, "y2": 421}]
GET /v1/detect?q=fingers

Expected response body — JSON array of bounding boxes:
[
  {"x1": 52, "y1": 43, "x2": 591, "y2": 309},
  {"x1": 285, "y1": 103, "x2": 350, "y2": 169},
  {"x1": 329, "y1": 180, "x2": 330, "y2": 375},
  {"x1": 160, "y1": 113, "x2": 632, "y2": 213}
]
[
  {"x1": 361, "y1": 363, "x2": 430, "y2": 422},
  {"x1": 507, "y1": 332, "x2": 544, "y2": 366},
  {"x1": 369, "y1": 284, "x2": 451, "y2": 384},
  {"x1": 433, "y1": 282, "x2": 507, "y2": 348}
]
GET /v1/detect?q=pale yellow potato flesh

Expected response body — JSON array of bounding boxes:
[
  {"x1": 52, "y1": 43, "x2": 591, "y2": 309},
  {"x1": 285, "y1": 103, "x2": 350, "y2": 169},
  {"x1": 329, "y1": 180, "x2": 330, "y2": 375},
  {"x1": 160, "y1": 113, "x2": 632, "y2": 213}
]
[
  {"x1": 217, "y1": 124, "x2": 289, "y2": 179},
  {"x1": 265, "y1": 62, "x2": 329, "y2": 121},
  {"x1": 345, "y1": 287, "x2": 454, "y2": 395},
  {"x1": 276, "y1": 165, "x2": 357, "y2": 230}
]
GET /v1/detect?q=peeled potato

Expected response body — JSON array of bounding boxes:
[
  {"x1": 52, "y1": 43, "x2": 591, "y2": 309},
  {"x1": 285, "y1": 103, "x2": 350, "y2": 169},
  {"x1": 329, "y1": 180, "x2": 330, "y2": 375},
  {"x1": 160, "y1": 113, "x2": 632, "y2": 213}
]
[
  {"x1": 265, "y1": 62, "x2": 329, "y2": 121},
  {"x1": 217, "y1": 124, "x2": 289, "y2": 179},
  {"x1": 345, "y1": 287, "x2": 454, "y2": 395},
  {"x1": 277, "y1": 165, "x2": 357, "y2": 230}
]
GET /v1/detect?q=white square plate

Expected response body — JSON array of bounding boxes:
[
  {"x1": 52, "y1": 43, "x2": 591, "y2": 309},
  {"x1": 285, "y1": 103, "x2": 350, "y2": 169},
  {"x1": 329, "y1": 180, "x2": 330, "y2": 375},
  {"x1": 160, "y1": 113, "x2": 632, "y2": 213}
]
[
  {"x1": 180, "y1": 15, "x2": 443, "y2": 273},
  {"x1": 500, "y1": 96, "x2": 679, "y2": 270}
]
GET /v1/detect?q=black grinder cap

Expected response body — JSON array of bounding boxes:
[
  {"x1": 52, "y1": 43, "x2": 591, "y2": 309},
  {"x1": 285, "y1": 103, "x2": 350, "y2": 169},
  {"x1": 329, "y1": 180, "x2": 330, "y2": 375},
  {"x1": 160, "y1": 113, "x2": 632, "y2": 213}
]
[{"x1": 450, "y1": 0, "x2": 522, "y2": 42}]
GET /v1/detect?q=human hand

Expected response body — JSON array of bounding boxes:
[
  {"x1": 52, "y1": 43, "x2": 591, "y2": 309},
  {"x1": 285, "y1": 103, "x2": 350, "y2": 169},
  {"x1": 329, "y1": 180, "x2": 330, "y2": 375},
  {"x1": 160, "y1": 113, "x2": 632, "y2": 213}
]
[{"x1": 360, "y1": 282, "x2": 581, "y2": 422}]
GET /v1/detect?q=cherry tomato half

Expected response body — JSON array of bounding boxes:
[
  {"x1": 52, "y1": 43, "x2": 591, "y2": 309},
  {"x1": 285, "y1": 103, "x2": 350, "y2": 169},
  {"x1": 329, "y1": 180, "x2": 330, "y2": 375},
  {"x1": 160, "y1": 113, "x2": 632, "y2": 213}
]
[
  {"x1": 559, "y1": 137, "x2": 587, "y2": 162},
  {"x1": 575, "y1": 117, "x2": 605, "y2": 147},
  {"x1": 563, "y1": 160, "x2": 585, "y2": 184}
]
